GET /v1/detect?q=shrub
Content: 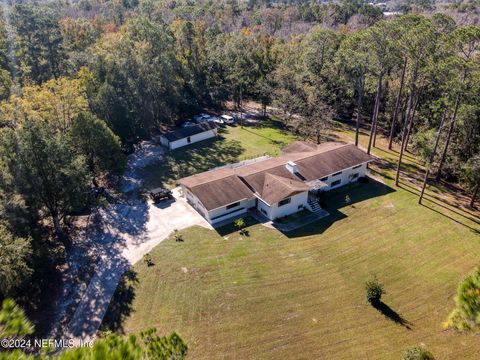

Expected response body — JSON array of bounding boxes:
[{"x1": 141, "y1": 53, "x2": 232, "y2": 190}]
[
  {"x1": 234, "y1": 218, "x2": 245, "y2": 230},
  {"x1": 444, "y1": 266, "x2": 480, "y2": 331},
  {"x1": 402, "y1": 346, "x2": 435, "y2": 360},
  {"x1": 365, "y1": 275, "x2": 385, "y2": 304},
  {"x1": 345, "y1": 195, "x2": 351, "y2": 205},
  {"x1": 143, "y1": 254, "x2": 153, "y2": 267},
  {"x1": 173, "y1": 229, "x2": 184, "y2": 242}
]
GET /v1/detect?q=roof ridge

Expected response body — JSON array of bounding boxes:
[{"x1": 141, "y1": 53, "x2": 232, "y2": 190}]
[{"x1": 265, "y1": 173, "x2": 305, "y2": 188}]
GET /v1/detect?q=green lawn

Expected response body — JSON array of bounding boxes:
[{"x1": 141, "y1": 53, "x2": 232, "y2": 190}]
[
  {"x1": 140, "y1": 122, "x2": 297, "y2": 189},
  {"x1": 107, "y1": 120, "x2": 480, "y2": 359}
]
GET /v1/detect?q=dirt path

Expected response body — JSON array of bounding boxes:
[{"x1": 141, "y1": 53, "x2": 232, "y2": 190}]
[{"x1": 49, "y1": 141, "x2": 211, "y2": 343}]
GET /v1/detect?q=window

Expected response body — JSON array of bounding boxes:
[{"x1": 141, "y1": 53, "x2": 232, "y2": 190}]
[
  {"x1": 278, "y1": 198, "x2": 291, "y2": 207},
  {"x1": 226, "y1": 202, "x2": 240, "y2": 210},
  {"x1": 261, "y1": 208, "x2": 267, "y2": 215},
  {"x1": 331, "y1": 179, "x2": 341, "y2": 187},
  {"x1": 352, "y1": 164, "x2": 362, "y2": 169},
  {"x1": 320, "y1": 176, "x2": 328, "y2": 181},
  {"x1": 298, "y1": 204, "x2": 304, "y2": 210},
  {"x1": 332, "y1": 171, "x2": 342, "y2": 177},
  {"x1": 351, "y1": 173, "x2": 359, "y2": 180},
  {"x1": 187, "y1": 136, "x2": 191, "y2": 143}
]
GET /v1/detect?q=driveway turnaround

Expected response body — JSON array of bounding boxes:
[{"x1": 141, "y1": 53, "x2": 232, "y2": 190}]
[{"x1": 65, "y1": 188, "x2": 211, "y2": 343}]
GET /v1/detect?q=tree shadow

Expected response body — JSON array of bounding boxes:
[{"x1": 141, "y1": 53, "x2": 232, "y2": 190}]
[
  {"x1": 139, "y1": 136, "x2": 244, "y2": 189},
  {"x1": 285, "y1": 177, "x2": 396, "y2": 238},
  {"x1": 100, "y1": 269, "x2": 138, "y2": 334},
  {"x1": 372, "y1": 301, "x2": 412, "y2": 330}
]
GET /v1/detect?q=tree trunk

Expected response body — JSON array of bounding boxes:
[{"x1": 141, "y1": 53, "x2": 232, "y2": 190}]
[
  {"x1": 367, "y1": 73, "x2": 383, "y2": 154},
  {"x1": 470, "y1": 183, "x2": 479, "y2": 208},
  {"x1": 355, "y1": 77, "x2": 364, "y2": 147},
  {"x1": 419, "y1": 110, "x2": 447, "y2": 204},
  {"x1": 435, "y1": 95, "x2": 460, "y2": 181},
  {"x1": 389, "y1": 58, "x2": 407, "y2": 150},
  {"x1": 403, "y1": 84, "x2": 423, "y2": 152},
  {"x1": 52, "y1": 212, "x2": 70, "y2": 249},
  {"x1": 395, "y1": 66, "x2": 418, "y2": 186}
]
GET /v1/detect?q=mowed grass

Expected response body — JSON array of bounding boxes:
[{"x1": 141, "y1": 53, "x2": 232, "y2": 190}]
[
  {"x1": 113, "y1": 120, "x2": 480, "y2": 359},
  {"x1": 140, "y1": 122, "x2": 297, "y2": 189}
]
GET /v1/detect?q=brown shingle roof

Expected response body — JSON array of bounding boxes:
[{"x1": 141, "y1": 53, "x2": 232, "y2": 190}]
[
  {"x1": 282, "y1": 141, "x2": 318, "y2": 153},
  {"x1": 186, "y1": 175, "x2": 253, "y2": 211},
  {"x1": 282, "y1": 141, "x2": 345, "y2": 154},
  {"x1": 294, "y1": 144, "x2": 373, "y2": 181},
  {"x1": 260, "y1": 174, "x2": 310, "y2": 205},
  {"x1": 179, "y1": 141, "x2": 374, "y2": 210}
]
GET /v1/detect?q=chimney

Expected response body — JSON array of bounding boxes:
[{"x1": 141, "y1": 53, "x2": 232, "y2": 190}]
[{"x1": 285, "y1": 161, "x2": 298, "y2": 175}]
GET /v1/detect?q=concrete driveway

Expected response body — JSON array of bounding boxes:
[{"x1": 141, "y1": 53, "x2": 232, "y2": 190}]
[
  {"x1": 122, "y1": 187, "x2": 212, "y2": 264},
  {"x1": 64, "y1": 187, "x2": 211, "y2": 343}
]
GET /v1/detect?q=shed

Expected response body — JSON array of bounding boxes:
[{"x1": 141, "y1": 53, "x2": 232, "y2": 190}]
[{"x1": 160, "y1": 121, "x2": 217, "y2": 150}]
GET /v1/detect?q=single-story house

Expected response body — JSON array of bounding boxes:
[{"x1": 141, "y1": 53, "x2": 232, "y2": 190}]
[
  {"x1": 160, "y1": 121, "x2": 217, "y2": 150},
  {"x1": 179, "y1": 141, "x2": 374, "y2": 225}
]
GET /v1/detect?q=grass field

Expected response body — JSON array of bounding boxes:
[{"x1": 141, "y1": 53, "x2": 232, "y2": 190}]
[{"x1": 107, "y1": 120, "x2": 480, "y2": 359}]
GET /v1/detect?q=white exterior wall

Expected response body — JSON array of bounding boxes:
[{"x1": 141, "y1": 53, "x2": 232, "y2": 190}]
[
  {"x1": 269, "y1": 191, "x2": 308, "y2": 220},
  {"x1": 207, "y1": 198, "x2": 255, "y2": 225},
  {"x1": 182, "y1": 186, "x2": 209, "y2": 218},
  {"x1": 256, "y1": 197, "x2": 273, "y2": 219},
  {"x1": 168, "y1": 129, "x2": 217, "y2": 150},
  {"x1": 159, "y1": 135, "x2": 170, "y2": 147},
  {"x1": 182, "y1": 185, "x2": 254, "y2": 224},
  {"x1": 311, "y1": 162, "x2": 368, "y2": 191}
]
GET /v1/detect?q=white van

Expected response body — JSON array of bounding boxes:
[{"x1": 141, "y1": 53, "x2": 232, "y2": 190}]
[{"x1": 220, "y1": 115, "x2": 235, "y2": 124}]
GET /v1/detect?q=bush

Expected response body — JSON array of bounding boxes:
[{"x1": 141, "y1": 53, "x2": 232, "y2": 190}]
[
  {"x1": 143, "y1": 254, "x2": 153, "y2": 267},
  {"x1": 173, "y1": 229, "x2": 184, "y2": 242},
  {"x1": 234, "y1": 218, "x2": 248, "y2": 235},
  {"x1": 444, "y1": 266, "x2": 480, "y2": 331},
  {"x1": 345, "y1": 195, "x2": 351, "y2": 205},
  {"x1": 402, "y1": 346, "x2": 435, "y2": 360},
  {"x1": 234, "y1": 218, "x2": 245, "y2": 230},
  {"x1": 365, "y1": 275, "x2": 385, "y2": 304}
]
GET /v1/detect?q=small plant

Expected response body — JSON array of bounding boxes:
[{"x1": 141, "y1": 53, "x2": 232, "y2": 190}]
[
  {"x1": 402, "y1": 346, "x2": 435, "y2": 360},
  {"x1": 365, "y1": 275, "x2": 385, "y2": 305},
  {"x1": 143, "y1": 253, "x2": 154, "y2": 267},
  {"x1": 173, "y1": 229, "x2": 184, "y2": 242},
  {"x1": 345, "y1": 195, "x2": 351, "y2": 205},
  {"x1": 233, "y1": 218, "x2": 245, "y2": 234}
]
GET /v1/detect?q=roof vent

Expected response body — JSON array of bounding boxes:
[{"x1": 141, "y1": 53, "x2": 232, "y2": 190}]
[{"x1": 285, "y1": 161, "x2": 298, "y2": 175}]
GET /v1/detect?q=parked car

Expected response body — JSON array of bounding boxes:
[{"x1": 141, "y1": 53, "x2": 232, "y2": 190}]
[
  {"x1": 220, "y1": 114, "x2": 235, "y2": 124},
  {"x1": 194, "y1": 113, "x2": 212, "y2": 123},
  {"x1": 149, "y1": 188, "x2": 173, "y2": 203},
  {"x1": 181, "y1": 121, "x2": 196, "y2": 128},
  {"x1": 213, "y1": 116, "x2": 224, "y2": 125}
]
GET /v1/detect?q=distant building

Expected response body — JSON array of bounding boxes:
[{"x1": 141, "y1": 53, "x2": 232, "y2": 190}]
[
  {"x1": 179, "y1": 141, "x2": 374, "y2": 225},
  {"x1": 160, "y1": 122, "x2": 217, "y2": 150}
]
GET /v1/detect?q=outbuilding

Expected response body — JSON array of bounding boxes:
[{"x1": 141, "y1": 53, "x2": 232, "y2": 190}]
[{"x1": 160, "y1": 121, "x2": 217, "y2": 150}]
